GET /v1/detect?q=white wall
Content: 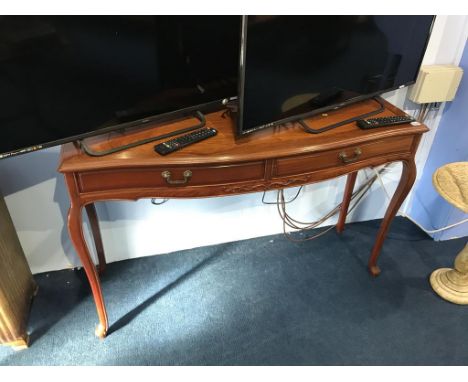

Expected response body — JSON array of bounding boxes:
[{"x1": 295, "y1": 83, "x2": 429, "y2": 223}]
[
  {"x1": 1, "y1": 15, "x2": 467, "y2": 275},
  {"x1": 400, "y1": 15, "x2": 468, "y2": 213}
]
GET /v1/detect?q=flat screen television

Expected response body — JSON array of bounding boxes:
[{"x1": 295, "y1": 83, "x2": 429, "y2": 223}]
[
  {"x1": 237, "y1": 15, "x2": 435, "y2": 135},
  {"x1": 0, "y1": 15, "x2": 240, "y2": 159}
]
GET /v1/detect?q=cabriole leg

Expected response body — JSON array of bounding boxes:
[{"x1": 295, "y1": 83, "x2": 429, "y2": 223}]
[
  {"x1": 368, "y1": 160, "x2": 417, "y2": 276},
  {"x1": 68, "y1": 203, "x2": 109, "y2": 338}
]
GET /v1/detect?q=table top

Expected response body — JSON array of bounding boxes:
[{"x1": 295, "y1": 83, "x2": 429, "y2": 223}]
[
  {"x1": 58, "y1": 98, "x2": 428, "y2": 172},
  {"x1": 433, "y1": 162, "x2": 468, "y2": 213}
]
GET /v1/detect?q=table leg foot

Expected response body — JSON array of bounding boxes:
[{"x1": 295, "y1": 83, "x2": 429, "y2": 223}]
[
  {"x1": 95, "y1": 323, "x2": 108, "y2": 338},
  {"x1": 369, "y1": 265, "x2": 381, "y2": 277}
]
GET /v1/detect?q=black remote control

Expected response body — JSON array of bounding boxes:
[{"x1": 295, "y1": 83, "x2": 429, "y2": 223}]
[
  {"x1": 357, "y1": 116, "x2": 415, "y2": 129},
  {"x1": 154, "y1": 127, "x2": 217, "y2": 155}
]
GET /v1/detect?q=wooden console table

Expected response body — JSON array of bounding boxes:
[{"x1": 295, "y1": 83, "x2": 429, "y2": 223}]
[{"x1": 58, "y1": 98, "x2": 428, "y2": 338}]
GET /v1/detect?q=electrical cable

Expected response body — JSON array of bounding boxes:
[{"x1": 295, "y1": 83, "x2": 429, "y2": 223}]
[
  {"x1": 371, "y1": 166, "x2": 392, "y2": 200},
  {"x1": 415, "y1": 102, "x2": 440, "y2": 124},
  {"x1": 278, "y1": 178, "x2": 374, "y2": 242},
  {"x1": 151, "y1": 198, "x2": 169, "y2": 205},
  {"x1": 372, "y1": 164, "x2": 468, "y2": 235},
  {"x1": 420, "y1": 102, "x2": 432, "y2": 122},
  {"x1": 416, "y1": 103, "x2": 429, "y2": 123},
  {"x1": 262, "y1": 186, "x2": 303, "y2": 205},
  {"x1": 401, "y1": 213, "x2": 468, "y2": 234},
  {"x1": 276, "y1": 190, "x2": 337, "y2": 242},
  {"x1": 276, "y1": 164, "x2": 390, "y2": 242},
  {"x1": 417, "y1": 103, "x2": 425, "y2": 122},
  {"x1": 276, "y1": 99, "x2": 458, "y2": 240}
]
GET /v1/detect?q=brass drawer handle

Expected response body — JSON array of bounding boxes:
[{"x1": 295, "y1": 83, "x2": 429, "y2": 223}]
[
  {"x1": 161, "y1": 170, "x2": 192, "y2": 185},
  {"x1": 339, "y1": 148, "x2": 362, "y2": 164}
]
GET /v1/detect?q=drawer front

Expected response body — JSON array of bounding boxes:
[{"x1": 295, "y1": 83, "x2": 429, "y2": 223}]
[
  {"x1": 273, "y1": 135, "x2": 414, "y2": 177},
  {"x1": 78, "y1": 162, "x2": 266, "y2": 193}
]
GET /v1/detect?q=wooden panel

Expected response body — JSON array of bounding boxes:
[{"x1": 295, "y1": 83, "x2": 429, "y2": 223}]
[
  {"x1": 78, "y1": 161, "x2": 266, "y2": 193},
  {"x1": 273, "y1": 135, "x2": 414, "y2": 178},
  {"x1": 0, "y1": 196, "x2": 36, "y2": 348}
]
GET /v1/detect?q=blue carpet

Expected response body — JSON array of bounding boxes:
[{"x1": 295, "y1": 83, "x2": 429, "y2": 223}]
[{"x1": 1, "y1": 217, "x2": 467, "y2": 365}]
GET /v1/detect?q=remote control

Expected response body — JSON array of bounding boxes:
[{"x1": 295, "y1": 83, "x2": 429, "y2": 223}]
[
  {"x1": 154, "y1": 127, "x2": 217, "y2": 155},
  {"x1": 357, "y1": 115, "x2": 415, "y2": 129}
]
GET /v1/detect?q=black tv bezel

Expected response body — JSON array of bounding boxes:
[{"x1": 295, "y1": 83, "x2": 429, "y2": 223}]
[
  {"x1": 0, "y1": 98, "x2": 232, "y2": 160},
  {"x1": 0, "y1": 15, "x2": 241, "y2": 160},
  {"x1": 236, "y1": 15, "x2": 436, "y2": 136}
]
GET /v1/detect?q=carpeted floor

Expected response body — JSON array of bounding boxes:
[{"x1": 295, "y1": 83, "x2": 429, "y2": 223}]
[{"x1": 1, "y1": 217, "x2": 467, "y2": 365}]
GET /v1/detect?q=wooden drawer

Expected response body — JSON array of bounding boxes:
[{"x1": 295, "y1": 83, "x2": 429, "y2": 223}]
[
  {"x1": 78, "y1": 161, "x2": 266, "y2": 193},
  {"x1": 273, "y1": 135, "x2": 414, "y2": 178}
]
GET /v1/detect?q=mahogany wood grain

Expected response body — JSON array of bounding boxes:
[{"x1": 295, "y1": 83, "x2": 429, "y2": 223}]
[
  {"x1": 58, "y1": 97, "x2": 428, "y2": 338},
  {"x1": 68, "y1": 152, "x2": 415, "y2": 204},
  {"x1": 58, "y1": 99, "x2": 427, "y2": 172},
  {"x1": 336, "y1": 172, "x2": 358, "y2": 234},
  {"x1": 77, "y1": 161, "x2": 266, "y2": 193},
  {"x1": 272, "y1": 135, "x2": 413, "y2": 177}
]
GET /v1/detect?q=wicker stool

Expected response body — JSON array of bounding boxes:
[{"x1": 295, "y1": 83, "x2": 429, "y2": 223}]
[{"x1": 430, "y1": 162, "x2": 468, "y2": 304}]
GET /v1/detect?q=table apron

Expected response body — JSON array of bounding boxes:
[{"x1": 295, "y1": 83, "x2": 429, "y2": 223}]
[{"x1": 72, "y1": 153, "x2": 414, "y2": 205}]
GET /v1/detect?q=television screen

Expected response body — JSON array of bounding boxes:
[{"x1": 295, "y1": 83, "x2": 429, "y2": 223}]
[
  {"x1": 237, "y1": 15, "x2": 434, "y2": 134},
  {"x1": 0, "y1": 15, "x2": 240, "y2": 159}
]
